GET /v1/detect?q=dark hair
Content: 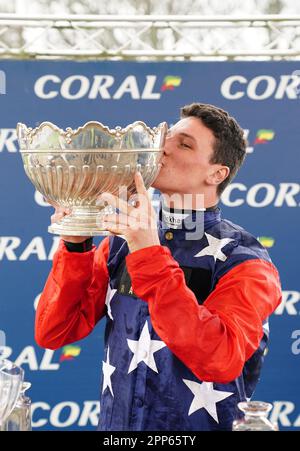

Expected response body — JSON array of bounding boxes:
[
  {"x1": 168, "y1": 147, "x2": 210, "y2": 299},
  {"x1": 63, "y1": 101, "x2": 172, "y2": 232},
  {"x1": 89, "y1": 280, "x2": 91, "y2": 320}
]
[{"x1": 180, "y1": 103, "x2": 247, "y2": 196}]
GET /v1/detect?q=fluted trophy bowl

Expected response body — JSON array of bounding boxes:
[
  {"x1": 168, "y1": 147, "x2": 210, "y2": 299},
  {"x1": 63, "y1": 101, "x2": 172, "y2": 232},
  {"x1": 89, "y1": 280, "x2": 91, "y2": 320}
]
[
  {"x1": 17, "y1": 121, "x2": 167, "y2": 236},
  {"x1": 0, "y1": 359, "x2": 24, "y2": 427}
]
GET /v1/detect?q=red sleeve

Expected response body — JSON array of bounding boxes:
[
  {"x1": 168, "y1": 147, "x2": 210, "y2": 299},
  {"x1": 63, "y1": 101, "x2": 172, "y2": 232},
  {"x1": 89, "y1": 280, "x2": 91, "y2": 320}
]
[
  {"x1": 126, "y1": 245, "x2": 282, "y2": 384},
  {"x1": 35, "y1": 237, "x2": 110, "y2": 350}
]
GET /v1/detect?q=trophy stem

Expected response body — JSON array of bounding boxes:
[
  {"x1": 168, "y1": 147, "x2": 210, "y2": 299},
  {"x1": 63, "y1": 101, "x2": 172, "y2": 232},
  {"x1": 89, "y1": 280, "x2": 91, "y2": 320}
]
[{"x1": 48, "y1": 206, "x2": 113, "y2": 236}]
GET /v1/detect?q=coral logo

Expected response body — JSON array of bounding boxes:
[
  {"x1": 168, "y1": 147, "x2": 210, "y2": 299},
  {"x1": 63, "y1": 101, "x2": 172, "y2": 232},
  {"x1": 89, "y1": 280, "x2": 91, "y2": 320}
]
[
  {"x1": 221, "y1": 182, "x2": 300, "y2": 208},
  {"x1": 269, "y1": 401, "x2": 300, "y2": 429},
  {"x1": 60, "y1": 345, "x2": 81, "y2": 362},
  {"x1": 0, "y1": 345, "x2": 60, "y2": 371},
  {"x1": 0, "y1": 236, "x2": 60, "y2": 261},
  {"x1": 32, "y1": 400, "x2": 99, "y2": 428},
  {"x1": 161, "y1": 76, "x2": 182, "y2": 91},
  {"x1": 221, "y1": 74, "x2": 300, "y2": 100},
  {"x1": 34, "y1": 74, "x2": 182, "y2": 100},
  {"x1": 34, "y1": 74, "x2": 161, "y2": 100},
  {"x1": 257, "y1": 236, "x2": 275, "y2": 248},
  {"x1": 254, "y1": 129, "x2": 275, "y2": 145}
]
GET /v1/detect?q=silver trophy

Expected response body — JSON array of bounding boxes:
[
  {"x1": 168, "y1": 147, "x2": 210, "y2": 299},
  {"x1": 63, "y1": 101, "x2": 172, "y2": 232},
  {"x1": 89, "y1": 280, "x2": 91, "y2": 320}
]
[
  {"x1": 17, "y1": 121, "x2": 167, "y2": 236},
  {"x1": 0, "y1": 359, "x2": 24, "y2": 428}
]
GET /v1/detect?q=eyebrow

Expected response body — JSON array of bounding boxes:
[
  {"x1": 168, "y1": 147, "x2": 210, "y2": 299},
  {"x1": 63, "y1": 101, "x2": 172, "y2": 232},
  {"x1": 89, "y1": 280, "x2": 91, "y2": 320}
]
[{"x1": 178, "y1": 132, "x2": 197, "y2": 143}]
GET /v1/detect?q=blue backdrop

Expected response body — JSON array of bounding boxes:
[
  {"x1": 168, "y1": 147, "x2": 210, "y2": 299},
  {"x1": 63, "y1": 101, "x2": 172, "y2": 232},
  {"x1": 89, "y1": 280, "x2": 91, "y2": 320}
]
[{"x1": 0, "y1": 60, "x2": 299, "y2": 430}]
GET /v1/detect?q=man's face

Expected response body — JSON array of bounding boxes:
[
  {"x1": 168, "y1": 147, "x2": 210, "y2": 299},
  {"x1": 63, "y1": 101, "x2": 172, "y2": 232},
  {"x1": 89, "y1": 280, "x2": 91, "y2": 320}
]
[{"x1": 152, "y1": 116, "x2": 217, "y2": 196}]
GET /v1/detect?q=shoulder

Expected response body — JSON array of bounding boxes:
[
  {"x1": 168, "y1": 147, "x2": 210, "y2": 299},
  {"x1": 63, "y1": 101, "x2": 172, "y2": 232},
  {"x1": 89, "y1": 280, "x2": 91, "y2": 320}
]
[
  {"x1": 207, "y1": 217, "x2": 271, "y2": 261},
  {"x1": 219, "y1": 218, "x2": 271, "y2": 261},
  {"x1": 209, "y1": 218, "x2": 275, "y2": 283}
]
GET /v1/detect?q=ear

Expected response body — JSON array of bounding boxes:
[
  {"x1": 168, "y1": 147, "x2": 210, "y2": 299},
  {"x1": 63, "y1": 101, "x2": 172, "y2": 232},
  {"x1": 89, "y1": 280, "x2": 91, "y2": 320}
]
[{"x1": 206, "y1": 165, "x2": 230, "y2": 187}]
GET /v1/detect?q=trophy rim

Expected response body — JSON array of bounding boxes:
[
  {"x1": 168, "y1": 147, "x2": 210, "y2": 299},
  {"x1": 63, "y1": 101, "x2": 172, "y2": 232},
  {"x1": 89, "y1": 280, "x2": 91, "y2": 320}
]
[
  {"x1": 19, "y1": 148, "x2": 163, "y2": 153},
  {"x1": 16, "y1": 120, "x2": 168, "y2": 141}
]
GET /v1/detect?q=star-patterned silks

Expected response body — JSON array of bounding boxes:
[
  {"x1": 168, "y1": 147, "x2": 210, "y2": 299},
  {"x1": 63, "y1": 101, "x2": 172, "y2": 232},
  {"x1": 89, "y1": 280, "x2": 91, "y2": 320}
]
[
  {"x1": 182, "y1": 380, "x2": 234, "y2": 423},
  {"x1": 102, "y1": 347, "x2": 116, "y2": 397},
  {"x1": 263, "y1": 321, "x2": 270, "y2": 335},
  {"x1": 127, "y1": 321, "x2": 166, "y2": 374},
  {"x1": 194, "y1": 233, "x2": 234, "y2": 262},
  {"x1": 105, "y1": 284, "x2": 117, "y2": 320}
]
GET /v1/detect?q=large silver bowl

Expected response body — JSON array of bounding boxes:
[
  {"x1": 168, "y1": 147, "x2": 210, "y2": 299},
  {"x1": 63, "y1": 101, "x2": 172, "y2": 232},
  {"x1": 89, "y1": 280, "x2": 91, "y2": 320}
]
[{"x1": 17, "y1": 121, "x2": 167, "y2": 236}]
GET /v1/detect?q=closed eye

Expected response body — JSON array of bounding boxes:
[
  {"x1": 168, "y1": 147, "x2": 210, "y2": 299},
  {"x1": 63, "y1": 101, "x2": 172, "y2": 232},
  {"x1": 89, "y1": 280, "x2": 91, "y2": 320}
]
[{"x1": 180, "y1": 142, "x2": 192, "y2": 149}]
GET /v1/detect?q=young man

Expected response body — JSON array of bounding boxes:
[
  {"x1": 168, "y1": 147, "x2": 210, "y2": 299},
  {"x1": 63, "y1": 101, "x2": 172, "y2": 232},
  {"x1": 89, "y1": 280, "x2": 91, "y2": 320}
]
[{"x1": 36, "y1": 103, "x2": 281, "y2": 431}]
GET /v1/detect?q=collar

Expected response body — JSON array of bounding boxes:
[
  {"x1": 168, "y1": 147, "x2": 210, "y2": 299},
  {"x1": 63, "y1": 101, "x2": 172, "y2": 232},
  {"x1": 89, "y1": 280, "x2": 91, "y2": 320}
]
[{"x1": 159, "y1": 203, "x2": 221, "y2": 232}]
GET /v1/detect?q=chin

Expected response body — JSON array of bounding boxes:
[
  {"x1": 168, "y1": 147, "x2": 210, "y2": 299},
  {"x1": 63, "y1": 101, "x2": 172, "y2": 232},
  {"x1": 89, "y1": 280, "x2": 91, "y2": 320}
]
[
  {"x1": 151, "y1": 178, "x2": 159, "y2": 189},
  {"x1": 151, "y1": 171, "x2": 163, "y2": 190},
  {"x1": 151, "y1": 177, "x2": 169, "y2": 192},
  {"x1": 151, "y1": 182, "x2": 175, "y2": 197}
]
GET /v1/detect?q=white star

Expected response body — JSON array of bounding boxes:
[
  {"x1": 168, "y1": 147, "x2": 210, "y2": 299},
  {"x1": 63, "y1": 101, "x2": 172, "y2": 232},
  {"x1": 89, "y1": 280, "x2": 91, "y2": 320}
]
[
  {"x1": 105, "y1": 284, "x2": 117, "y2": 320},
  {"x1": 194, "y1": 233, "x2": 234, "y2": 262},
  {"x1": 182, "y1": 380, "x2": 234, "y2": 423},
  {"x1": 102, "y1": 347, "x2": 116, "y2": 397},
  {"x1": 127, "y1": 321, "x2": 166, "y2": 373}
]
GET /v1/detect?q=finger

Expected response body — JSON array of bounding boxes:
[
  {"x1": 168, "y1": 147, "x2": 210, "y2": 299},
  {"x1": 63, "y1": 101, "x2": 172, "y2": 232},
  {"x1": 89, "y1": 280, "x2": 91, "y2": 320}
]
[
  {"x1": 102, "y1": 221, "x2": 128, "y2": 236},
  {"x1": 51, "y1": 212, "x2": 65, "y2": 224},
  {"x1": 104, "y1": 214, "x2": 142, "y2": 231},
  {"x1": 134, "y1": 173, "x2": 153, "y2": 213},
  {"x1": 99, "y1": 193, "x2": 134, "y2": 216},
  {"x1": 56, "y1": 206, "x2": 71, "y2": 215},
  {"x1": 129, "y1": 192, "x2": 151, "y2": 213},
  {"x1": 103, "y1": 213, "x2": 130, "y2": 227},
  {"x1": 134, "y1": 172, "x2": 148, "y2": 196}
]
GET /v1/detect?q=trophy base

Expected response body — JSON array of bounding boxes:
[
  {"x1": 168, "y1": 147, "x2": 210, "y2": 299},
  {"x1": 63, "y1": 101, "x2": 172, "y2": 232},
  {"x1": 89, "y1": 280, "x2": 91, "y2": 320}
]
[{"x1": 48, "y1": 206, "x2": 114, "y2": 237}]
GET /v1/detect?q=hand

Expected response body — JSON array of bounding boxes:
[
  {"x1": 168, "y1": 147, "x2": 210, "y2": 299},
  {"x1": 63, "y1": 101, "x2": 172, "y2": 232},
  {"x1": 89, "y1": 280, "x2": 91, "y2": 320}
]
[
  {"x1": 98, "y1": 172, "x2": 160, "y2": 253},
  {"x1": 49, "y1": 201, "x2": 90, "y2": 243}
]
